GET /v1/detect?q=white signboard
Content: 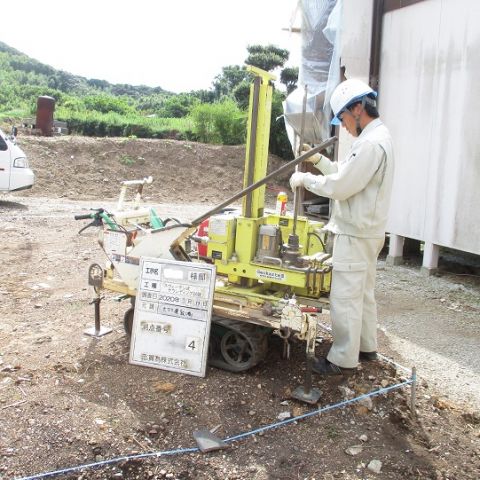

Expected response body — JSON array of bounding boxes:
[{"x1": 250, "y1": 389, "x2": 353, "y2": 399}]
[{"x1": 129, "y1": 257, "x2": 216, "y2": 377}]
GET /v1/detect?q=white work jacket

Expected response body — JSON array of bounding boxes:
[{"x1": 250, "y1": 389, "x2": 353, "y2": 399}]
[{"x1": 303, "y1": 118, "x2": 394, "y2": 238}]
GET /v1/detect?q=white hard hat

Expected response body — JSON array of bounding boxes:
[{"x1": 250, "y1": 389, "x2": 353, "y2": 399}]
[{"x1": 329, "y1": 79, "x2": 377, "y2": 125}]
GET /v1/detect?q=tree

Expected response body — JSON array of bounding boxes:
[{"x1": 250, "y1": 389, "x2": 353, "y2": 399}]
[
  {"x1": 270, "y1": 89, "x2": 294, "y2": 159},
  {"x1": 212, "y1": 65, "x2": 249, "y2": 99},
  {"x1": 88, "y1": 78, "x2": 110, "y2": 90},
  {"x1": 232, "y1": 81, "x2": 251, "y2": 110},
  {"x1": 158, "y1": 93, "x2": 199, "y2": 118},
  {"x1": 83, "y1": 94, "x2": 134, "y2": 115},
  {"x1": 136, "y1": 93, "x2": 169, "y2": 113},
  {"x1": 189, "y1": 89, "x2": 216, "y2": 104},
  {"x1": 245, "y1": 44, "x2": 289, "y2": 72},
  {"x1": 280, "y1": 67, "x2": 299, "y2": 94}
]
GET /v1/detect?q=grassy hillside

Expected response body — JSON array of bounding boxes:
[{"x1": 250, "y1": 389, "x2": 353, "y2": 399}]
[
  {"x1": 0, "y1": 41, "x2": 197, "y2": 139},
  {"x1": 0, "y1": 41, "x2": 246, "y2": 142},
  {"x1": 0, "y1": 41, "x2": 292, "y2": 157},
  {"x1": 0, "y1": 41, "x2": 169, "y2": 111}
]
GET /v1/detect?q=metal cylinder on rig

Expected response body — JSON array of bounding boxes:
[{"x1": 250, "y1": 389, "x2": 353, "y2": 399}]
[
  {"x1": 36, "y1": 96, "x2": 55, "y2": 137},
  {"x1": 255, "y1": 225, "x2": 282, "y2": 263},
  {"x1": 242, "y1": 66, "x2": 276, "y2": 219}
]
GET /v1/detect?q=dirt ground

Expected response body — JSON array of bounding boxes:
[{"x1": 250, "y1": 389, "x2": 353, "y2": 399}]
[
  {"x1": 16, "y1": 135, "x2": 291, "y2": 204},
  {"x1": 0, "y1": 136, "x2": 479, "y2": 480}
]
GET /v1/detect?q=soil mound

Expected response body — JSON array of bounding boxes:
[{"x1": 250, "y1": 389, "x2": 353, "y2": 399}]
[{"x1": 17, "y1": 135, "x2": 290, "y2": 204}]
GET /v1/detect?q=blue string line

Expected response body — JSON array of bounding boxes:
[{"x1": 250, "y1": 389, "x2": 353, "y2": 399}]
[
  {"x1": 15, "y1": 448, "x2": 199, "y2": 480},
  {"x1": 377, "y1": 353, "x2": 412, "y2": 374},
  {"x1": 15, "y1": 378, "x2": 413, "y2": 480},
  {"x1": 224, "y1": 379, "x2": 413, "y2": 443}
]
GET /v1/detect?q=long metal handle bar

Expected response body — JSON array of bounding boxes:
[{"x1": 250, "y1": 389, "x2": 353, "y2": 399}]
[{"x1": 190, "y1": 136, "x2": 337, "y2": 227}]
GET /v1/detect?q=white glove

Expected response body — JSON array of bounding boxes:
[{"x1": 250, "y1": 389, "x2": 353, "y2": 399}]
[
  {"x1": 290, "y1": 171, "x2": 308, "y2": 190},
  {"x1": 301, "y1": 144, "x2": 321, "y2": 165}
]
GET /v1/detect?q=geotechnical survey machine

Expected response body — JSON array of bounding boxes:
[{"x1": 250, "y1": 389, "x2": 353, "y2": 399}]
[{"x1": 75, "y1": 67, "x2": 337, "y2": 403}]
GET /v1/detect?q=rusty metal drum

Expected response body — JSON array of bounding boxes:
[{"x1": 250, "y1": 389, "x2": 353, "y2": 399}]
[{"x1": 36, "y1": 96, "x2": 55, "y2": 136}]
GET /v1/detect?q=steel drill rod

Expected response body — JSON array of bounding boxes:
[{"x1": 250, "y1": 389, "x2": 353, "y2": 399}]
[
  {"x1": 190, "y1": 136, "x2": 337, "y2": 227},
  {"x1": 410, "y1": 366, "x2": 417, "y2": 416},
  {"x1": 292, "y1": 85, "x2": 308, "y2": 236}
]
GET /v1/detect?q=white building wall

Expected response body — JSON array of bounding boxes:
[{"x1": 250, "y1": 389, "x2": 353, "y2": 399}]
[
  {"x1": 381, "y1": 0, "x2": 480, "y2": 256},
  {"x1": 337, "y1": 0, "x2": 374, "y2": 164},
  {"x1": 339, "y1": 0, "x2": 480, "y2": 262},
  {"x1": 340, "y1": 0, "x2": 373, "y2": 81}
]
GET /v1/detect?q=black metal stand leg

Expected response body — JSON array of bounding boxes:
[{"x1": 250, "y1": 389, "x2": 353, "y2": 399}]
[
  {"x1": 84, "y1": 295, "x2": 112, "y2": 337},
  {"x1": 304, "y1": 355, "x2": 313, "y2": 395},
  {"x1": 291, "y1": 316, "x2": 322, "y2": 404}
]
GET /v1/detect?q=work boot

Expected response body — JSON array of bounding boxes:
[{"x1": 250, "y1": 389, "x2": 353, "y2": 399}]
[
  {"x1": 359, "y1": 351, "x2": 377, "y2": 362},
  {"x1": 312, "y1": 357, "x2": 356, "y2": 376}
]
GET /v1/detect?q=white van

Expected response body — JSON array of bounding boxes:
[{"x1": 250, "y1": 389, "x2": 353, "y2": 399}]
[{"x1": 0, "y1": 127, "x2": 34, "y2": 192}]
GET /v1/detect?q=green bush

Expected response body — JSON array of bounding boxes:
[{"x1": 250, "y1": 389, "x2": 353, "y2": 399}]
[
  {"x1": 189, "y1": 99, "x2": 246, "y2": 145},
  {"x1": 189, "y1": 103, "x2": 216, "y2": 143},
  {"x1": 59, "y1": 95, "x2": 86, "y2": 112},
  {"x1": 56, "y1": 109, "x2": 194, "y2": 139},
  {"x1": 158, "y1": 93, "x2": 199, "y2": 118},
  {"x1": 83, "y1": 94, "x2": 134, "y2": 115},
  {"x1": 119, "y1": 154, "x2": 135, "y2": 166}
]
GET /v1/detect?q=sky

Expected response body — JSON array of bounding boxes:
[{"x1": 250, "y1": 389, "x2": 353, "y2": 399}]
[{"x1": 2, "y1": 0, "x2": 301, "y2": 93}]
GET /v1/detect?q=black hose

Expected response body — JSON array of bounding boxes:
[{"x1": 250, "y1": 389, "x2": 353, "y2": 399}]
[
  {"x1": 307, "y1": 231, "x2": 326, "y2": 251},
  {"x1": 152, "y1": 222, "x2": 192, "y2": 232},
  {"x1": 162, "y1": 217, "x2": 182, "y2": 226}
]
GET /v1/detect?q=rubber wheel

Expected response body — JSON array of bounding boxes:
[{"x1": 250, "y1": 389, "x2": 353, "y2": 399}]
[
  {"x1": 220, "y1": 330, "x2": 254, "y2": 368},
  {"x1": 209, "y1": 319, "x2": 269, "y2": 372},
  {"x1": 123, "y1": 306, "x2": 134, "y2": 336}
]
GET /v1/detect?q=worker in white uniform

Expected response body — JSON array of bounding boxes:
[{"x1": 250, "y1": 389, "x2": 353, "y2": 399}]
[{"x1": 290, "y1": 79, "x2": 394, "y2": 375}]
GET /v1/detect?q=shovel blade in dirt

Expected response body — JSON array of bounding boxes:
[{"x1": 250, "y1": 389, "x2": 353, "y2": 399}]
[{"x1": 193, "y1": 429, "x2": 228, "y2": 453}]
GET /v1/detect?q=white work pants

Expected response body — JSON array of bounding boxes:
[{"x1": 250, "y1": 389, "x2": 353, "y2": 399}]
[{"x1": 326, "y1": 234, "x2": 385, "y2": 369}]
